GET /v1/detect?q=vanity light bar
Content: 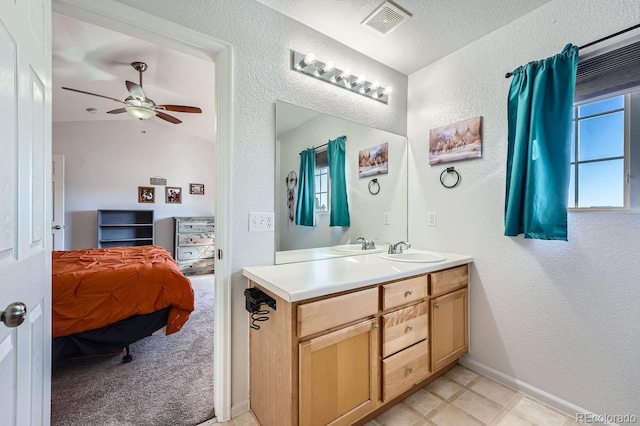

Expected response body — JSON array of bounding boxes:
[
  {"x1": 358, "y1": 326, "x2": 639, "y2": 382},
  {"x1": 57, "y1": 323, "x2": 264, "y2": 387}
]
[{"x1": 291, "y1": 50, "x2": 390, "y2": 104}]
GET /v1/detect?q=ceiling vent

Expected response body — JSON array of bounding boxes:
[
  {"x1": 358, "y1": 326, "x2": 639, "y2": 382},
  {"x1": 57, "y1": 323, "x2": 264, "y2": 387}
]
[{"x1": 362, "y1": 1, "x2": 412, "y2": 36}]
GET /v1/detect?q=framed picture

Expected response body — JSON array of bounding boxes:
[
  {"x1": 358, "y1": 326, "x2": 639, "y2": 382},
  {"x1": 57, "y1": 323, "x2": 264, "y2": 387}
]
[
  {"x1": 189, "y1": 183, "x2": 205, "y2": 195},
  {"x1": 429, "y1": 116, "x2": 483, "y2": 165},
  {"x1": 138, "y1": 186, "x2": 155, "y2": 203},
  {"x1": 166, "y1": 187, "x2": 182, "y2": 204},
  {"x1": 358, "y1": 142, "x2": 389, "y2": 178}
]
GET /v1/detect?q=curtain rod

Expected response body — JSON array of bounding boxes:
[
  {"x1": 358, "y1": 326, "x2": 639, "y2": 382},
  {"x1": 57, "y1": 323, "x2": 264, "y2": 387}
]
[
  {"x1": 504, "y1": 22, "x2": 640, "y2": 78},
  {"x1": 313, "y1": 135, "x2": 347, "y2": 150}
]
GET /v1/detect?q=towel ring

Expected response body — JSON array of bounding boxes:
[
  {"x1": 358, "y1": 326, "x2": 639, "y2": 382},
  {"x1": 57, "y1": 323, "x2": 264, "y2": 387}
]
[
  {"x1": 440, "y1": 167, "x2": 461, "y2": 188},
  {"x1": 368, "y1": 178, "x2": 380, "y2": 195}
]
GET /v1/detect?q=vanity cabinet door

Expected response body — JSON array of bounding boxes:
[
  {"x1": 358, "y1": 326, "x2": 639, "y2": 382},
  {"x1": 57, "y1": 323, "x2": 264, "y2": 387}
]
[
  {"x1": 431, "y1": 287, "x2": 468, "y2": 371},
  {"x1": 299, "y1": 318, "x2": 379, "y2": 426}
]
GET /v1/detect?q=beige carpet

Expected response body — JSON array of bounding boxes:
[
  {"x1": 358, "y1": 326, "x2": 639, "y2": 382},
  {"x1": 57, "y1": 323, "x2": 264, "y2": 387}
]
[{"x1": 51, "y1": 274, "x2": 215, "y2": 426}]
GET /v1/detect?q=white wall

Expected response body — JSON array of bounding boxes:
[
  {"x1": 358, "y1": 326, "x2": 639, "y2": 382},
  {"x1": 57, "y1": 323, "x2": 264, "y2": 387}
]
[
  {"x1": 407, "y1": 0, "x2": 640, "y2": 417},
  {"x1": 276, "y1": 113, "x2": 408, "y2": 252},
  {"x1": 113, "y1": 0, "x2": 409, "y2": 415},
  {"x1": 53, "y1": 119, "x2": 215, "y2": 252}
]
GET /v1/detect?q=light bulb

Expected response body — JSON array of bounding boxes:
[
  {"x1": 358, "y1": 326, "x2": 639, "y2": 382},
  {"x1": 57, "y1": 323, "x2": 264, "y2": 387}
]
[
  {"x1": 303, "y1": 52, "x2": 316, "y2": 66},
  {"x1": 322, "y1": 61, "x2": 334, "y2": 72},
  {"x1": 355, "y1": 75, "x2": 366, "y2": 85},
  {"x1": 336, "y1": 68, "x2": 351, "y2": 82}
]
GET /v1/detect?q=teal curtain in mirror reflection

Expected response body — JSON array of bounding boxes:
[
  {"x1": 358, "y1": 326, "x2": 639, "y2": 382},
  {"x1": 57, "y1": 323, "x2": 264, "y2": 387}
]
[
  {"x1": 295, "y1": 148, "x2": 315, "y2": 226},
  {"x1": 505, "y1": 43, "x2": 579, "y2": 240},
  {"x1": 328, "y1": 136, "x2": 350, "y2": 227}
]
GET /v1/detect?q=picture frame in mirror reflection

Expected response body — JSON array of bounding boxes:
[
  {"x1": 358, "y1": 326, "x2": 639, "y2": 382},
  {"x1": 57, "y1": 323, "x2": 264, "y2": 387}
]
[
  {"x1": 275, "y1": 100, "x2": 408, "y2": 263},
  {"x1": 358, "y1": 143, "x2": 389, "y2": 178},
  {"x1": 429, "y1": 116, "x2": 482, "y2": 165}
]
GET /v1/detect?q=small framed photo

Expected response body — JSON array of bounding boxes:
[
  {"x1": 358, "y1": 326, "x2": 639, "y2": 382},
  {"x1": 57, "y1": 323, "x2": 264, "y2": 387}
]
[
  {"x1": 138, "y1": 186, "x2": 155, "y2": 203},
  {"x1": 166, "y1": 187, "x2": 182, "y2": 204},
  {"x1": 189, "y1": 183, "x2": 205, "y2": 195}
]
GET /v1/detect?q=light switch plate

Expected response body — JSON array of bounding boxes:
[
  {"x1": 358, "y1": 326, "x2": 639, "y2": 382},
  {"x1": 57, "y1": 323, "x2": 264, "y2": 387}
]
[
  {"x1": 383, "y1": 211, "x2": 391, "y2": 225},
  {"x1": 249, "y1": 212, "x2": 275, "y2": 232}
]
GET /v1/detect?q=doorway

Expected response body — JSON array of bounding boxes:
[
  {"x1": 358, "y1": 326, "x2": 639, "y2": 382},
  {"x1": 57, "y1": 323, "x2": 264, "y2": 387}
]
[{"x1": 50, "y1": 0, "x2": 233, "y2": 422}]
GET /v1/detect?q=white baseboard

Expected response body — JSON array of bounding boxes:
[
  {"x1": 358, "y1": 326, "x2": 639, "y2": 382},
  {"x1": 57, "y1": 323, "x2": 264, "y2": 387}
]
[
  {"x1": 459, "y1": 358, "x2": 620, "y2": 426},
  {"x1": 231, "y1": 400, "x2": 250, "y2": 419}
]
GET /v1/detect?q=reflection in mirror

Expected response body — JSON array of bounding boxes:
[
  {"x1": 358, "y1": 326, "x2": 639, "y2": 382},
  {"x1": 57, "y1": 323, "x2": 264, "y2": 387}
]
[{"x1": 275, "y1": 101, "x2": 408, "y2": 264}]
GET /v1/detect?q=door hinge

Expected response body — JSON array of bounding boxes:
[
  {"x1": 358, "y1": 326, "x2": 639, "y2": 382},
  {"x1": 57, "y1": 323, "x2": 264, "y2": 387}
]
[{"x1": 217, "y1": 249, "x2": 222, "y2": 260}]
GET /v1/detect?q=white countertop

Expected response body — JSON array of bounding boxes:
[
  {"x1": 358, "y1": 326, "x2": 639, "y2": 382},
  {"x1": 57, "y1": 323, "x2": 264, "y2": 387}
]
[{"x1": 243, "y1": 250, "x2": 473, "y2": 302}]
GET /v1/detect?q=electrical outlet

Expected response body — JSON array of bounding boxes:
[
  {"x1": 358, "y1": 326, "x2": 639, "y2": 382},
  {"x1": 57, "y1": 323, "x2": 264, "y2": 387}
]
[
  {"x1": 428, "y1": 212, "x2": 437, "y2": 226},
  {"x1": 249, "y1": 212, "x2": 275, "y2": 232},
  {"x1": 383, "y1": 211, "x2": 391, "y2": 225}
]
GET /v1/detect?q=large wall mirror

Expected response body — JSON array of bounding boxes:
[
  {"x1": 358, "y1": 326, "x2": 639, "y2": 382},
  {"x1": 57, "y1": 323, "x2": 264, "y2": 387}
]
[{"x1": 275, "y1": 100, "x2": 408, "y2": 264}]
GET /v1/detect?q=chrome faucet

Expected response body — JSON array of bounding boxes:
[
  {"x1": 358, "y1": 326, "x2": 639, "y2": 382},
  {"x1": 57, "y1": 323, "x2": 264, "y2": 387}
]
[
  {"x1": 356, "y1": 237, "x2": 376, "y2": 250},
  {"x1": 387, "y1": 241, "x2": 411, "y2": 254}
]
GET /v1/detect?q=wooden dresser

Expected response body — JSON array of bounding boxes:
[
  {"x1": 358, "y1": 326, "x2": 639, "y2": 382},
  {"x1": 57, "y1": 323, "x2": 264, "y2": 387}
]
[{"x1": 173, "y1": 216, "x2": 215, "y2": 275}]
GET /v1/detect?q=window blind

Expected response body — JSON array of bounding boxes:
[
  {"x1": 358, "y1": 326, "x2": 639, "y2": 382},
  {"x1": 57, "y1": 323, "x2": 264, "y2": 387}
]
[{"x1": 575, "y1": 39, "x2": 640, "y2": 102}]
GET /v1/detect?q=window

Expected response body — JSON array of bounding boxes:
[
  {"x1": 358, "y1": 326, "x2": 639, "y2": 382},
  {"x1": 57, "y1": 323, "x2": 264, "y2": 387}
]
[
  {"x1": 569, "y1": 37, "x2": 640, "y2": 210},
  {"x1": 315, "y1": 166, "x2": 329, "y2": 212},
  {"x1": 569, "y1": 94, "x2": 626, "y2": 208}
]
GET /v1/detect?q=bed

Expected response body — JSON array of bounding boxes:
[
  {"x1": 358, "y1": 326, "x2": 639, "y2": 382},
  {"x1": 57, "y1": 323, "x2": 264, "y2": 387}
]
[{"x1": 52, "y1": 245, "x2": 195, "y2": 364}]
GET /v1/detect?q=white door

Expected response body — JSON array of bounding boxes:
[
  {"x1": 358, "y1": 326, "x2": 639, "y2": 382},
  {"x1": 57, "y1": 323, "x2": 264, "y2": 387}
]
[
  {"x1": 0, "y1": 0, "x2": 52, "y2": 424},
  {"x1": 52, "y1": 154, "x2": 65, "y2": 250}
]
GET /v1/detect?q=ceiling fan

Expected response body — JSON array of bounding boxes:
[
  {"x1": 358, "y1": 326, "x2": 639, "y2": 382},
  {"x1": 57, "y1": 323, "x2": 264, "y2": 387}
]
[{"x1": 62, "y1": 61, "x2": 202, "y2": 124}]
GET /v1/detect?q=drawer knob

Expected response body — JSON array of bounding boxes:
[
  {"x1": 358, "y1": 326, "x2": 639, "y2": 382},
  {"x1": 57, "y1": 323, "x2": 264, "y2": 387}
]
[
  {"x1": 406, "y1": 367, "x2": 413, "y2": 374},
  {"x1": 434, "y1": 302, "x2": 440, "y2": 309},
  {"x1": 373, "y1": 324, "x2": 379, "y2": 329},
  {"x1": 405, "y1": 290, "x2": 413, "y2": 297},
  {"x1": 406, "y1": 324, "x2": 413, "y2": 331}
]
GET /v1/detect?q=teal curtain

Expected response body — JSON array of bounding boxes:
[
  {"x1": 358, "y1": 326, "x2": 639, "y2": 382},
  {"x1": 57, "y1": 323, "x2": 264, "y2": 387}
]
[
  {"x1": 505, "y1": 44, "x2": 579, "y2": 240},
  {"x1": 295, "y1": 148, "x2": 315, "y2": 226},
  {"x1": 328, "y1": 136, "x2": 350, "y2": 227}
]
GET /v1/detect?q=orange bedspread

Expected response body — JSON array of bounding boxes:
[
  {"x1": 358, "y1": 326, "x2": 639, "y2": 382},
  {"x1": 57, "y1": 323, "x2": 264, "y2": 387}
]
[{"x1": 52, "y1": 245, "x2": 195, "y2": 338}]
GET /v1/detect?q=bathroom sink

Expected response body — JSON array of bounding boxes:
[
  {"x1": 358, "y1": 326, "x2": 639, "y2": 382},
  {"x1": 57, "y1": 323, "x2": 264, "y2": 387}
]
[
  {"x1": 331, "y1": 244, "x2": 385, "y2": 254},
  {"x1": 379, "y1": 250, "x2": 446, "y2": 263}
]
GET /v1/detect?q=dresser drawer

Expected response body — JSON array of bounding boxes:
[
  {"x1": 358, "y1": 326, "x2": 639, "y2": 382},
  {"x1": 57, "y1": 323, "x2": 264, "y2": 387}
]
[
  {"x1": 382, "y1": 302, "x2": 428, "y2": 358},
  {"x1": 178, "y1": 222, "x2": 214, "y2": 233},
  {"x1": 177, "y1": 245, "x2": 215, "y2": 261},
  {"x1": 297, "y1": 287, "x2": 378, "y2": 338},
  {"x1": 429, "y1": 265, "x2": 468, "y2": 297},
  {"x1": 382, "y1": 340, "x2": 430, "y2": 401},
  {"x1": 382, "y1": 275, "x2": 428, "y2": 310},
  {"x1": 177, "y1": 233, "x2": 215, "y2": 246}
]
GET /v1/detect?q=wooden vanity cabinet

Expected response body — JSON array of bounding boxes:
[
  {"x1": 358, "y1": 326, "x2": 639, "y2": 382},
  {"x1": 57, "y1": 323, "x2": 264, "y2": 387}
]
[
  {"x1": 429, "y1": 265, "x2": 469, "y2": 372},
  {"x1": 248, "y1": 263, "x2": 469, "y2": 426}
]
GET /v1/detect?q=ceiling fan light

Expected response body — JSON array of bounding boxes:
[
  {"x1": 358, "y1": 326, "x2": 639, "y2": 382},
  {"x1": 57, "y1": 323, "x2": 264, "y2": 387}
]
[{"x1": 126, "y1": 106, "x2": 156, "y2": 120}]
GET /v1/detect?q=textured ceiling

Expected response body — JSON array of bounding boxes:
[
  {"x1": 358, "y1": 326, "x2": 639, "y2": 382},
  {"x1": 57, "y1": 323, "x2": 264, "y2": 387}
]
[
  {"x1": 254, "y1": 0, "x2": 554, "y2": 74},
  {"x1": 52, "y1": 13, "x2": 216, "y2": 142}
]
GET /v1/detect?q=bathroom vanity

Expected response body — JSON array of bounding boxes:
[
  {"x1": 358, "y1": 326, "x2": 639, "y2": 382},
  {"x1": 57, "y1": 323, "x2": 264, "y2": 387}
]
[{"x1": 243, "y1": 251, "x2": 472, "y2": 426}]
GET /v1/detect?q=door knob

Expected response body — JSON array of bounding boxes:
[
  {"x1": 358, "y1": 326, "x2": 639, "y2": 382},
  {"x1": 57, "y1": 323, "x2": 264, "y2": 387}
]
[
  {"x1": 1, "y1": 302, "x2": 27, "y2": 328},
  {"x1": 52, "y1": 225, "x2": 62, "y2": 230}
]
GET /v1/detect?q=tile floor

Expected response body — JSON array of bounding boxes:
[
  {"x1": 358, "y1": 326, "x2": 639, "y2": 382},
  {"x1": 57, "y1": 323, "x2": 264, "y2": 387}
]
[{"x1": 219, "y1": 365, "x2": 580, "y2": 426}]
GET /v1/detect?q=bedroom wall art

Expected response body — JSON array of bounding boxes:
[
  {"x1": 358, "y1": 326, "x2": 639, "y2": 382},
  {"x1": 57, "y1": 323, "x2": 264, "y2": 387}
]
[
  {"x1": 138, "y1": 186, "x2": 155, "y2": 203},
  {"x1": 166, "y1": 187, "x2": 182, "y2": 204}
]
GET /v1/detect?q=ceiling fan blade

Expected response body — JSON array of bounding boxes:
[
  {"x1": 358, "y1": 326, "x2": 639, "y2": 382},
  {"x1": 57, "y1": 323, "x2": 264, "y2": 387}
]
[
  {"x1": 159, "y1": 105, "x2": 203, "y2": 113},
  {"x1": 156, "y1": 111, "x2": 182, "y2": 124},
  {"x1": 126, "y1": 80, "x2": 146, "y2": 101},
  {"x1": 106, "y1": 108, "x2": 127, "y2": 114},
  {"x1": 62, "y1": 87, "x2": 124, "y2": 104}
]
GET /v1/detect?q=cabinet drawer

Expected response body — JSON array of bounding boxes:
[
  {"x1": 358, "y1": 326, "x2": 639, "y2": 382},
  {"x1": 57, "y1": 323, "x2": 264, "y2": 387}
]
[
  {"x1": 429, "y1": 265, "x2": 468, "y2": 297},
  {"x1": 178, "y1": 222, "x2": 214, "y2": 233},
  {"x1": 382, "y1": 276, "x2": 428, "y2": 310},
  {"x1": 297, "y1": 287, "x2": 378, "y2": 338},
  {"x1": 177, "y1": 245, "x2": 215, "y2": 261},
  {"x1": 178, "y1": 233, "x2": 215, "y2": 246},
  {"x1": 382, "y1": 340, "x2": 430, "y2": 401},
  {"x1": 382, "y1": 302, "x2": 428, "y2": 358}
]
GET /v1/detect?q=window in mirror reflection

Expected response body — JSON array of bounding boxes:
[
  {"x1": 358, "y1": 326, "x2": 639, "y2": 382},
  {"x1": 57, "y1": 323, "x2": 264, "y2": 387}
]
[{"x1": 315, "y1": 167, "x2": 329, "y2": 212}]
